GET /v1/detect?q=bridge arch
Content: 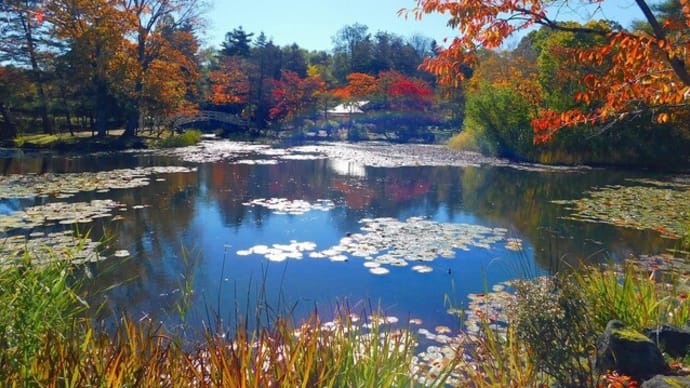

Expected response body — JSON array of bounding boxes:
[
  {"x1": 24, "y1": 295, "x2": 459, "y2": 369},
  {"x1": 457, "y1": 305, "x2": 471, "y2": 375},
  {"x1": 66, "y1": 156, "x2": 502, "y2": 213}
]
[{"x1": 173, "y1": 110, "x2": 248, "y2": 130}]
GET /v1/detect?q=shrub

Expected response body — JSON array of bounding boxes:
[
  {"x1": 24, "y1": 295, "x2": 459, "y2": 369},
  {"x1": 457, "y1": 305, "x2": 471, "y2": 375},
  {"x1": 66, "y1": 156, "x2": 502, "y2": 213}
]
[
  {"x1": 463, "y1": 82, "x2": 535, "y2": 160},
  {"x1": 156, "y1": 129, "x2": 203, "y2": 148},
  {"x1": 510, "y1": 276, "x2": 597, "y2": 387}
]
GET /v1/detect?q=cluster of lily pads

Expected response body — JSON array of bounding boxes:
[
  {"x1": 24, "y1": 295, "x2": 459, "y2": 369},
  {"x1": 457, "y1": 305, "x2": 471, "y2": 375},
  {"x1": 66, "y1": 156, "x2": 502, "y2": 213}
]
[
  {"x1": 0, "y1": 166, "x2": 196, "y2": 199},
  {"x1": 0, "y1": 165, "x2": 181, "y2": 263},
  {"x1": 236, "y1": 216, "x2": 521, "y2": 276},
  {"x1": 326, "y1": 217, "x2": 513, "y2": 275},
  {"x1": 158, "y1": 141, "x2": 270, "y2": 163},
  {"x1": 237, "y1": 241, "x2": 318, "y2": 262},
  {"x1": 288, "y1": 142, "x2": 586, "y2": 172},
  {"x1": 242, "y1": 198, "x2": 336, "y2": 215},
  {"x1": 0, "y1": 199, "x2": 123, "y2": 233},
  {"x1": 159, "y1": 141, "x2": 326, "y2": 164},
  {"x1": 552, "y1": 179, "x2": 690, "y2": 238},
  {"x1": 0, "y1": 231, "x2": 102, "y2": 266},
  {"x1": 157, "y1": 140, "x2": 583, "y2": 173}
]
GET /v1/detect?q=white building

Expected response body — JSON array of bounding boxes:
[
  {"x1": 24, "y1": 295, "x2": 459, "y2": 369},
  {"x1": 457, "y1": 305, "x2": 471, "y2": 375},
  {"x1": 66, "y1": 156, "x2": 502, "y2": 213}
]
[{"x1": 326, "y1": 100, "x2": 369, "y2": 117}]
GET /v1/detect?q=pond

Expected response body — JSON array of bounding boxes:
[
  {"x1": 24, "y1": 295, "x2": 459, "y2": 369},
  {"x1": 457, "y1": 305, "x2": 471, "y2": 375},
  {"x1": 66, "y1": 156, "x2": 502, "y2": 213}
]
[{"x1": 0, "y1": 141, "x2": 685, "y2": 335}]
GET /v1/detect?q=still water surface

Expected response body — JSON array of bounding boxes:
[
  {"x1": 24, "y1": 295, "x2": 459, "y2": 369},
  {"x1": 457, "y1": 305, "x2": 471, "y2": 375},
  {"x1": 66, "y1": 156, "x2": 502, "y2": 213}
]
[{"x1": 0, "y1": 142, "x2": 676, "y2": 332}]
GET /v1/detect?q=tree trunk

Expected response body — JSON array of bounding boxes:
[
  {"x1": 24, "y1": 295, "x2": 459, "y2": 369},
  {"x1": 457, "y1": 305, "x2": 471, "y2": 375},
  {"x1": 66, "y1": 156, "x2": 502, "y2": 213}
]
[
  {"x1": 22, "y1": 13, "x2": 52, "y2": 134},
  {"x1": 36, "y1": 85, "x2": 52, "y2": 134},
  {"x1": 65, "y1": 110, "x2": 74, "y2": 137},
  {"x1": 95, "y1": 78, "x2": 108, "y2": 137},
  {"x1": 124, "y1": 110, "x2": 138, "y2": 137},
  {"x1": 123, "y1": 29, "x2": 148, "y2": 138},
  {"x1": 0, "y1": 103, "x2": 18, "y2": 140}
]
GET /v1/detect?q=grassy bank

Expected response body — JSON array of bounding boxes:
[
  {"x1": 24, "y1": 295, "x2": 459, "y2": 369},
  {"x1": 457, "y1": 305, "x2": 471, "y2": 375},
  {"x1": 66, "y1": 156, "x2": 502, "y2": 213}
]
[{"x1": 8, "y1": 129, "x2": 203, "y2": 153}]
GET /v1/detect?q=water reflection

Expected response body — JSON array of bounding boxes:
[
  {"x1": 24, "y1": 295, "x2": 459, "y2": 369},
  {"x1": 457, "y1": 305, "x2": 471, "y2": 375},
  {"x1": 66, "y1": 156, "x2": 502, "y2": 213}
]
[
  {"x1": 0, "y1": 145, "x2": 677, "y2": 333},
  {"x1": 329, "y1": 159, "x2": 366, "y2": 177}
]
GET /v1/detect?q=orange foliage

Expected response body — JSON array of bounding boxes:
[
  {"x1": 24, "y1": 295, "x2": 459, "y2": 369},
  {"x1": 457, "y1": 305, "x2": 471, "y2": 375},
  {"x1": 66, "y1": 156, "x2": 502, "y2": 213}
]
[
  {"x1": 410, "y1": 0, "x2": 690, "y2": 142},
  {"x1": 333, "y1": 72, "x2": 378, "y2": 100},
  {"x1": 209, "y1": 57, "x2": 250, "y2": 105},
  {"x1": 270, "y1": 71, "x2": 326, "y2": 120}
]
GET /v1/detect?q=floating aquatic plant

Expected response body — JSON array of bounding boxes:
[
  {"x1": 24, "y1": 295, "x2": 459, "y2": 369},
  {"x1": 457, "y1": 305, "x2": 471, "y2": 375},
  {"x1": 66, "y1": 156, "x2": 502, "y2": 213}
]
[
  {"x1": 0, "y1": 166, "x2": 196, "y2": 199},
  {"x1": 308, "y1": 217, "x2": 514, "y2": 274},
  {"x1": 552, "y1": 181, "x2": 690, "y2": 238},
  {"x1": 288, "y1": 142, "x2": 587, "y2": 172},
  {"x1": 0, "y1": 231, "x2": 102, "y2": 266},
  {"x1": 157, "y1": 141, "x2": 271, "y2": 163},
  {"x1": 243, "y1": 198, "x2": 336, "y2": 215},
  {"x1": 0, "y1": 199, "x2": 123, "y2": 233},
  {"x1": 236, "y1": 216, "x2": 520, "y2": 276},
  {"x1": 239, "y1": 241, "x2": 317, "y2": 262},
  {"x1": 157, "y1": 140, "x2": 583, "y2": 171},
  {"x1": 113, "y1": 250, "x2": 131, "y2": 258}
]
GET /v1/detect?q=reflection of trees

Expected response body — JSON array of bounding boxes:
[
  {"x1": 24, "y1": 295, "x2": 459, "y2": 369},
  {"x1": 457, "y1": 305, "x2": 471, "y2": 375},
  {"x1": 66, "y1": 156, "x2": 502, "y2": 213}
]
[
  {"x1": 459, "y1": 167, "x2": 674, "y2": 271},
  {"x1": 331, "y1": 167, "x2": 466, "y2": 232},
  {"x1": 333, "y1": 178, "x2": 374, "y2": 210},
  {"x1": 46, "y1": 153, "x2": 678, "y2": 322},
  {"x1": 85, "y1": 166, "x2": 201, "y2": 321},
  {"x1": 201, "y1": 163, "x2": 256, "y2": 227},
  {"x1": 203, "y1": 160, "x2": 335, "y2": 228}
]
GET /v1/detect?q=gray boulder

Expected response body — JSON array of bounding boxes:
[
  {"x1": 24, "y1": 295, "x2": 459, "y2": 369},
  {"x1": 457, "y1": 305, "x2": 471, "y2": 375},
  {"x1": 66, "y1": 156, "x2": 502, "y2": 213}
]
[
  {"x1": 596, "y1": 320, "x2": 669, "y2": 381},
  {"x1": 644, "y1": 324, "x2": 690, "y2": 358},
  {"x1": 640, "y1": 375, "x2": 690, "y2": 387}
]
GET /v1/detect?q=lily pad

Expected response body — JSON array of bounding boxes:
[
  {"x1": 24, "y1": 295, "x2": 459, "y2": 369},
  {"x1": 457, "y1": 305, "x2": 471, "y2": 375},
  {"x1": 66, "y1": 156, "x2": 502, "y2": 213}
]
[
  {"x1": 369, "y1": 267, "x2": 390, "y2": 275},
  {"x1": 113, "y1": 249, "x2": 130, "y2": 258},
  {"x1": 412, "y1": 265, "x2": 433, "y2": 274}
]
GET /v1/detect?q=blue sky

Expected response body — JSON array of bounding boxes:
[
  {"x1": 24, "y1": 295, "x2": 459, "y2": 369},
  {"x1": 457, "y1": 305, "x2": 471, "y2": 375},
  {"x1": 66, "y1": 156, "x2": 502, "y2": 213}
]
[{"x1": 204, "y1": 1, "x2": 646, "y2": 52}]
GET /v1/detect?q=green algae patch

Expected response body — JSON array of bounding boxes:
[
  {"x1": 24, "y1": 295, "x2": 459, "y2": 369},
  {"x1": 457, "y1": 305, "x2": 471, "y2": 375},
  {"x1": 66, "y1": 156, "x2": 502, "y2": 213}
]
[
  {"x1": 552, "y1": 179, "x2": 690, "y2": 239},
  {"x1": 612, "y1": 327, "x2": 652, "y2": 343},
  {"x1": 663, "y1": 376, "x2": 689, "y2": 388}
]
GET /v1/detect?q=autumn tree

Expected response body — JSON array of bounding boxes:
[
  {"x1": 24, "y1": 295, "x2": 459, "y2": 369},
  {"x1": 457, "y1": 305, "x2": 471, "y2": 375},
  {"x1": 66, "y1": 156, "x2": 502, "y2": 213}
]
[
  {"x1": 208, "y1": 56, "x2": 251, "y2": 105},
  {"x1": 307, "y1": 64, "x2": 336, "y2": 118},
  {"x1": 269, "y1": 70, "x2": 326, "y2": 123},
  {"x1": 379, "y1": 70, "x2": 434, "y2": 111},
  {"x1": 118, "y1": 0, "x2": 203, "y2": 136},
  {"x1": 0, "y1": 0, "x2": 55, "y2": 134},
  {"x1": 246, "y1": 32, "x2": 282, "y2": 127},
  {"x1": 333, "y1": 72, "x2": 378, "y2": 101},
  {"x1": 140, "y1": 20, "x2": 201, "y2": 128},
  {"x1": 0, "y1": 66, "x2": 33, "y2": 139},
  {"x1": 49, "y1": 0, "x2": 130, "y2": 136},
  {"x1": 409, "y1": 0, "x2": 690, "y2": 142}
]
